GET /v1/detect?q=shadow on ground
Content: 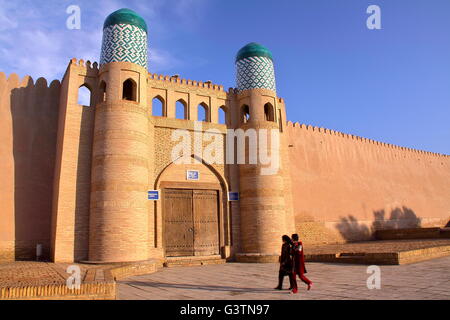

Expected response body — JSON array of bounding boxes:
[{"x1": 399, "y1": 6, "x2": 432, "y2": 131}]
[{"x1": 122, "y1": 280, "x2": 278, "y2": 294}]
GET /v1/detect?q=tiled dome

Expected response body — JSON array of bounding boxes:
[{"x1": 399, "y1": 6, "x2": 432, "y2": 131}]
[
  {"x1": 103, "y1": 8, "x2": 148, "y2": 33},
  {"x1": 235, "y1": 42, "x2": 273, "y2": 63},
  {"x1": 235, "y1": 42, "x2": 276, "y2": 93},
  {"x1": 100, "y1": 8, "x2": 148, "y2": 69}
]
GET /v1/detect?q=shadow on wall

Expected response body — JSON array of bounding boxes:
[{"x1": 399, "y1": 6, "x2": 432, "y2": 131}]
[
  {"x1": 11, "y1": 78, "x2": 60, "y2": 260},
  {"x1": 372, "y1": 207, "x2": 421, "y2": 230},
  {"x1": 335, "y1": 216, "x2": 371, "y2": 241},
  {"x1": 336, "y1": 206, "x2": 422, "y2": 241},
  {"x1": 72, "y1": 98, "x2": 95, "y2": 262}
]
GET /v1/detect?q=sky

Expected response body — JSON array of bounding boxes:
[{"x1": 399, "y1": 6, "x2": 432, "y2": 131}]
[{"x1": 0, "y1": 0, "x2": 449, "y2": 155}]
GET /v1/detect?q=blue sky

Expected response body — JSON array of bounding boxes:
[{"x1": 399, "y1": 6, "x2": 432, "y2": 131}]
[{"x1": 0, "y1": 0, "x2": 449, "y2": 154}]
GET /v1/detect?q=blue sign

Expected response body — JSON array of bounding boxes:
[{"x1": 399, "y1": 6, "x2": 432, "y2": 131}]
[
  {"x1": 228, "y1": 192, "x2": 240, "y2": 201},
  {"x1": 186, "y1": 170, "x2": 200, "y2": 181},
  {"x1": 148, "y1": 190, "x2": 160, "y2": 200}
]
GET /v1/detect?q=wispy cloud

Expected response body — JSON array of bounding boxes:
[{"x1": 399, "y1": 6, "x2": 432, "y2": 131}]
[
  {"x1": 0, "y1": 0, "x2": 208, "y2": 81},
  {"x1": 0, "y1": 5, "x2": 18, "y2": 31},
  {"x1": 149, "y1": 48, "x2": 183, "y2": 74},
  {"x1": 172, "y1": 0, "x2": 208, "y2": 25}
]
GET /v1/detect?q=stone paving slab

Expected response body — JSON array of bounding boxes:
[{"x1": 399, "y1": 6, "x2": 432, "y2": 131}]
[{"x1": 118, "y1": 256, "x2": 450, "y2": 300}]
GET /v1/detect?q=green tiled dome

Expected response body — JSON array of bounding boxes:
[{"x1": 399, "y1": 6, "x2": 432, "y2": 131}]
[
  {"x1": 103, "y1": 8, "x2": 148, "y2": 33},
  {"x1": 100, "y1": 8, "x2": 148, "y2": 68},
  {"x1": 235, "y1": 42, "x2": 276, "y2": 92},
  {"x1": 235, "y1": 42, "x2": 273, "y2": 62}
]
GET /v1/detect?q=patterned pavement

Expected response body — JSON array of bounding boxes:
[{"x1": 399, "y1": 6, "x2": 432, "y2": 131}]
[
  {"x1": 118, "y1": 256, "x2": 450, "y2": 300},
  {"x1": 0, "y1": 262, "x2": 100, "y2": 288}
]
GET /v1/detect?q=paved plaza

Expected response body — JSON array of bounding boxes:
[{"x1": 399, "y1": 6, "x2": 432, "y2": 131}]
[
  {"x1": 118, "y1": 256, "x2": 450, "y2": 300},
  {"x1": 1, "y1": 240, "x2": 449, "y2": 300}
]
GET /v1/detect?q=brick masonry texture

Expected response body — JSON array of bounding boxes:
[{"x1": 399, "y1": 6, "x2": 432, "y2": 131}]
[
  {"x1": 0, "y1": 261, "x2": 114, "y2": 300},
  {"x1": 0, "y1": 259, "x2": 159, "y2": 300},
  {"x1": 0, "y1": 55, "x2": 449, "y2": 263}
]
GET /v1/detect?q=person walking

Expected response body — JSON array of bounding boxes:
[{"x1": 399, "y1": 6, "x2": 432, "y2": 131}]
[
  {"x1": 290, "y1": 233, "x2": 312, "y2": 294},
  {"x1": 274, "y1": 235, "x2": 295, "y2": 290}
]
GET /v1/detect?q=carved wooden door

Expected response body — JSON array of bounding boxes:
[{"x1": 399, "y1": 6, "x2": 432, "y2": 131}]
[
  {"x1": 163, "y1": 189, "x2": 194, "y2": 257},
  {"x1": 192, "y1": 190, "x2": 220, "y2": 256}
]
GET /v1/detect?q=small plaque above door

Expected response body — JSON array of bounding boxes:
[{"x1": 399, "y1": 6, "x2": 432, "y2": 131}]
[{"x1": 186, "y1": 170, "x2": 200, "y2": 181}]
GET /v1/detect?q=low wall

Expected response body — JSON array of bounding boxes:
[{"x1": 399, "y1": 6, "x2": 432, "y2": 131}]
[{"x1": 0, "y1": 282, "x2": 116, "y2": 300}]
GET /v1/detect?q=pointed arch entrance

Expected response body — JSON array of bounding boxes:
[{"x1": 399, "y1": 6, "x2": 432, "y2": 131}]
[{"x1": 155, "y1": 155, "x2": 228, "y2": 258}]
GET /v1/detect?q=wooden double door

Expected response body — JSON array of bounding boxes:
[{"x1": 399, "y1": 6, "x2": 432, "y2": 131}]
[{"x1": 163, "y1": 188, "x2": 220, "y2": 257}]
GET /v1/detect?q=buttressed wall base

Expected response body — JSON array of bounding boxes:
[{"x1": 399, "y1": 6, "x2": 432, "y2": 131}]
[{"x1": 0, "y1": 9, "x2": 449, "y2": 264}]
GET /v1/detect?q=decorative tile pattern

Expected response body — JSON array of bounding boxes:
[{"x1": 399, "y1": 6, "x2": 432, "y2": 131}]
[
  {"x1": 100, "y1": 23, "x2": 148, "y2": 69},
  {"x1": 236, "y1": 56, "x2": 276, "y2": 92}
]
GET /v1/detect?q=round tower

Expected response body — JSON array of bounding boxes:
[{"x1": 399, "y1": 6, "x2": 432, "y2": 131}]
[
  {"x1": 235, "y1": 43, "x2": 295, "y2": 262},
  {"x1": 89, "y1": 8, "x2": 151, "y2": 262}
]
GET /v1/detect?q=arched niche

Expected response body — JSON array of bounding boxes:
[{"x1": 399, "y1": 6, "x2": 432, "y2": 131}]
[
  {"x1": 241, "y1": 104, "x2": 250, "y2": 124},
  {"x1": 77, "y1": 84, "x2": 92, "y2": 106},
  {"x1": 123, "y1": 78, "x2": 137, "y2": 101},
  {"x1": 197, "y1": 102, "x2": 210, "y2": 122},
  {"x1": 99, "y1": 80, "x2": 106, "y2": 103},
  {"x1": 264, "y1": 103, "x2": 275, "y2": 122},
  {"x1": 176, "y1": 99, "x2": 187, "y2": 120},
  {"x1": 218, "y1": 105, "x2": 227, "y2": 125},
  {"x1": 152, "y1": 95, "x2": 165, "y2": 116},
  {"x1": 153, "y1": 155, "x2": 230, "y2": 256}
]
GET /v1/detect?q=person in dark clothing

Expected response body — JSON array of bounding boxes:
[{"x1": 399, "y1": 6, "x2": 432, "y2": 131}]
[
  {"x1": 290, "y1": 233, "x2": 312, "y2": 293},
  {"x1": 274, "y1": 235, "x2": 295, "y2": 290}
]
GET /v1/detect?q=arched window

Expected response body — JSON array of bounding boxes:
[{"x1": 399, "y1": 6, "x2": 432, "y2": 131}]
[
  {"x1": 241, "y1": 105, "x2": 250, "y2": 124},
  {"x1": 197, "y1": 103, "x2": 209, "y2": 122},
  {"x1": 152, "y1": 96, "x2": 165, "y2": 116},
  {"x1": 176, "y1": 99, "x2": 187, "y2": 119},
  {"x1": 218, "y1": 106, "x2": 227, "y2": 125},
  {"x1": 78, "y1": 84, "x2": 92, "y2": 106},
  {"x1": 264, "y1": 103, "x2": 275, "y2": 122},
  {"x1": 122, "y1": 78, "x2": 137, "y2": 101},
  {"x1": 99, "y1": 81, "x2": 106, "y2": 103}
]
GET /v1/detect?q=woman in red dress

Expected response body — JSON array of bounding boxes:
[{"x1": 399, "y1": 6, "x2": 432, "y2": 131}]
[{"x1": 290, "y1": 233, "x2": 312, "y2": 294}]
